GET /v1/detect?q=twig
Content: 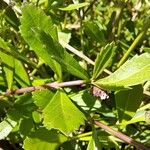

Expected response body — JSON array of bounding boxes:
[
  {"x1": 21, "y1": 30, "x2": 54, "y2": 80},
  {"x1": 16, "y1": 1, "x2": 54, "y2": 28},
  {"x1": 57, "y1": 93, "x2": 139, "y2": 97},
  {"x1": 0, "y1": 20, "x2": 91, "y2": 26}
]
[
  {"x1": 59, "y1": 39, "x2": 94, "y2": 65},
  {"x1": 83, "y1": 0, "x2": 97, "y2": 17},
  {"x1": 2, "y1": 80, "x2": 86, "y2": 96},
  {"x1": 59, "y1": 40, "x2": 112, "y2": 75},
  {"x1": 94, "y1": 120, "x2": 150, "y2": 150},
  {"x1": 117, "y1": 19, "x2": 150, "y2": 68}
]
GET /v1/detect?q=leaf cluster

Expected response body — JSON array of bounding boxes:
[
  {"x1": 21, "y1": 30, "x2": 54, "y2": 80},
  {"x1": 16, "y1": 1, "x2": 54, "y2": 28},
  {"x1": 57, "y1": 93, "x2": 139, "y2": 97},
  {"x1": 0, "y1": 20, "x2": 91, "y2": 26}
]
[{"x1": 0, "y1": 0, "x2": 150, "y2": 149}]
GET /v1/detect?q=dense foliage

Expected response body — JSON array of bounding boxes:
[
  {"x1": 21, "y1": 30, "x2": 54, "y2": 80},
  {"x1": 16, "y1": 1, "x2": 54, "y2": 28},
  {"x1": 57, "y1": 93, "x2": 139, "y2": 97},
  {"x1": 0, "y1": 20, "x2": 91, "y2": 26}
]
[{"x1": 0, "y1": 0, "x2": 150, "y2": 149}]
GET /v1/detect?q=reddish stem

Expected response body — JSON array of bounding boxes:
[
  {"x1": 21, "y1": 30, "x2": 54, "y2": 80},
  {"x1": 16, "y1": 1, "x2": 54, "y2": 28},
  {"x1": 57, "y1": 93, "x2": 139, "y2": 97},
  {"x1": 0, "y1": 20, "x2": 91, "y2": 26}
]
[
  {"x1": 94, "y1": 120, "x2": 150, "y2": 150},
  {"x1": 4, "y1": 80, "x2": 86, "y2": 96}
]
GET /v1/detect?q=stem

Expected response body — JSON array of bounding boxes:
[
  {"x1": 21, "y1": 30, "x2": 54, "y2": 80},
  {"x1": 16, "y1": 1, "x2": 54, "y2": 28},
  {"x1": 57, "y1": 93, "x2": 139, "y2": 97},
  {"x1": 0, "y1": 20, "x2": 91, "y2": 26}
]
[
  {"x1": 76, "y1": 131, "x2": 92, "y2": 138},
  {"x1": 83, "y1": 0, "x2": 97, "y2": 17},
  {"x1": 94, "y1": 120, "x2": 150, "y2": 150},
  {"x1": 117, "y1": 20, "x2": 150, "y2": 67},
  {"x1": 59, "y1": 40, "x2": 94, "y2": 65},
  {"x1": 30, "y1": 61, "x2": 44, "y2": 76},
  {"x1": 36, "y1": 0, "x2": 40, "y2": 6},
  {"x1": 117, "y1": 30, "x2": 146, "y2": 67},
  {"x1": 3, "y1": 80, "x2": 86, "y2": 96}
]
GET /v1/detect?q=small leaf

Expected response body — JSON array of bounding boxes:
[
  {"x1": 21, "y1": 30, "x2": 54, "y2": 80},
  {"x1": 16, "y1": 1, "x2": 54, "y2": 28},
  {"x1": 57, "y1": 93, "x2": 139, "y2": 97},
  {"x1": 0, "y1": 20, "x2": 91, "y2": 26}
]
[
  {"x1": 19, "y1": 118, "x2": 34, "y2": 137},
  {"x1": 0, "y1": 37, "x2": 37, "y2": 69},
  {"x1": 43, "y1": 90, "x2": 86, "y2": 135},
  {"x1": 32, "y1": 89, "x2": 54, "y2": 109},
  {"x1": 70, "y1": 89, "x2": 101, "y2": 111},
  {"x1": 93, "y1": 53, "x2": 150, "y2": 90},
  {"x1": 119, "y1": 111, "x2": 145, "y2": 126},
  {"x1": 14, "y1": 59, "x2": 31, "y2": 87},
  {"x1": 0, "y1": 54, "x2": 14, "y2": 90},
  {"x1": 58, "y1": 30, "x2": 71, "y2": 44},
  {"x1": 0, "y1": 38, "x2": 14, "y2": 89},
  {"x1": 0, "y1": 118, "x2": 17, "y2": 140},
  {"x1": 145, "y1": 111, "x2": 150, "y2": 124},
  {"x1": 7, "y1": 93, "x2": 37, "y2": 121},
  {"x1": 87, "y1": 129, "x2": 101, "y2": 150},
  {"x1": 59, "y1": 3, "x2": 89, "y2": 11},
  {"x1": 115, "y1": 85, "x2": 143, "y2": 123},
  {"x1": 53, "y1": 51, "x2": 89, "y2": 80},
  {"x1": 23, "y1": 128, "x2": 67, "y2": 150},
  {"x1": 92, "y1": 43, "x2": 115, "y2": 80},
  {"x1": 0, "y1": 0, "x2": 20, "y2": 30},
  {"x1": 84, "y1": 21, "x2": 105, "y2": 44},
  {"x1": 32, "y1": 111, "x2": 42, "y2": 124}
]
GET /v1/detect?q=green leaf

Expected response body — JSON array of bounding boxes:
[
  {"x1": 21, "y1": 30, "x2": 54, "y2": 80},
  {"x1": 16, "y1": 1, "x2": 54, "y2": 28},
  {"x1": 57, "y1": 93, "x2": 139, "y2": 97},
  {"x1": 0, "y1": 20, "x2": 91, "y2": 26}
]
[
  {"x1": 59, "y1": 3, "x2": 89, "y2": 11},
  {"x1": 37, "y1": 30, "x2": 89, "y2": 80},
  {"x1": 14, "y1": 59, "x2": 31, "y2": 87},
  {"x1": 43, "y1": 90, "x2": 86, "y2": 135},
  {"x1": 23, "y1": 128, "x2": 67, "y2": 150},
  {"x1": 58, "y1": 30, "x2": 71, "y2": 44},
  {"x1": 0, "y1": 53, "x2": 14, "y2": 90},
  {"x1": 119, "y1": 111, "x2": 145, "y2": 126},
  {"x1": 92, "y1": 43, "x2": 115, "y2": 80},
  {"x1": 32, "y1": 89, "x2": 54, "y2": 109},
  {"x1": 145, "y1": 111, "x2": 150, "y2": 124},
  {"x1": 0, "y1": 37, "x2": 37, "y2": 69},
  {"x1": 53, "y1": 51, "x2": 89, "y2": 80},
  {"x1": 70, "y1": 89, "x2": 101, "y2": 112},
  {"x1": 0, "y1": 118, "x2": 17, "y2": 140},
  {"x1": 84, "y1": 21, "x2": 105, "y2": 44},
  {"x1": 87, "y1": 129, "x2": 101, "y2": 150},
  {"x1": 0, "y1": 0, "x2": 20, "y2": 30},
  {"x1": 32, "y1": 111, "x2": 42, "y2": 124},
  {"x1": 7, "y1": 93, "x2": 37, "y2": 122},
  {"x1": 20, "y1": 5, "x2": 62, "y2": 80},
  {"x1": 115, "y1": 85, "x2": 143, "y2": 123},
  {"x1": 19, "y1": 118, "x2": 34, "y2": 137},
  {"x1": 20, "y1": 5, "x2": 89, "y2": 80},
  {"x1": 0, "y1": 38, "x2": 14, "y2": 89},
  {"x1": 93, "y1": 53, "x2": 150, "y2": 90}
]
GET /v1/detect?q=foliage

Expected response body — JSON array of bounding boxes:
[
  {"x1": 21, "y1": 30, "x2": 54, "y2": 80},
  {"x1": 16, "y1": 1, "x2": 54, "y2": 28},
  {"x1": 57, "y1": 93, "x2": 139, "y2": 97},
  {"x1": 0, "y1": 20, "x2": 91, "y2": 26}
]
[{"x1": 0, "y1": 0, "x2": 150, "y2": 149}]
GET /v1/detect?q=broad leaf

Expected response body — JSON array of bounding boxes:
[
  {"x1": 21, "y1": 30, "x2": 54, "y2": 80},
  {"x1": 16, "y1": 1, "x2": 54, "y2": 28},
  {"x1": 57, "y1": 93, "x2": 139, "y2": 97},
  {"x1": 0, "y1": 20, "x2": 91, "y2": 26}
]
[
  {"x1": 23, "y1": 128, "x2": 67, "y2": 150},
  {"x1": 59, "y1": 3, "x2": 89, "y2": 11},
  {"x1": 37, "y1": 30, "x2": 89, "y2": 80},
  {"x1": 14, "y1": 59, "x2": 31, "y2": 87},
  {"x1": 92, "y1": 43, "x2": 115, "y2": 80},
  {"x1": 20, "y1": 5, "x2": 89, "y2": 80},
  {"x1": 93, "y1": 53, "x2": 150, "y2": 90},
  {"x1": 43, "y1": 90, "x2": 86, "y2": 135},
  {"x1": 0, "y1": 118, "x2": 17, "y2": 140},
  {"x1": 115, "y1": 85, "x2": 143, "y2": 123},
  {"x1": 20, "y1": 5, "x2": 62, "y2": 80}
]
